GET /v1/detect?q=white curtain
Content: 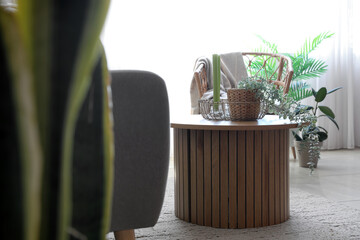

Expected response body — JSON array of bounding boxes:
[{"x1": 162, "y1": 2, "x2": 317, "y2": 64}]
[{"x1": 314, "y1": 0, "x2": 360, "y2": 149}]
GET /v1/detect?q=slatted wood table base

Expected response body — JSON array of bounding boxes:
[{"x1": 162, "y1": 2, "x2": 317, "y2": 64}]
[{"x1": 172, "y1": 116, "x2": 293, "y2": 229}]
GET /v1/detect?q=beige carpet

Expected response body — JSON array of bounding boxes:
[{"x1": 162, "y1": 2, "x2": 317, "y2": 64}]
[{"x1": 107, "y1": 177, "x2": 360, "y2": 240}]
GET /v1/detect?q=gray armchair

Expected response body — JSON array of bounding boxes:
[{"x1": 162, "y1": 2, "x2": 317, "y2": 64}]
[{"x1": 110, "y1": 70, "x2": 170, "y2": 239}]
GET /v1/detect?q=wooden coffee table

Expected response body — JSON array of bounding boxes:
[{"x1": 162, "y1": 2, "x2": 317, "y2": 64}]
[{"x1": 171, "y1": 115, "x2": 297, "y2": 229}]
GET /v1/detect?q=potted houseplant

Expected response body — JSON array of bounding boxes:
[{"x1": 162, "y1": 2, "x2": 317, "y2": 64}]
[
  {"x1": 291, "y1": 87, "x2": 342, "y2": 169},
  {"x1": 227, "y1": 76, "x2": 286, "y2": 120}
]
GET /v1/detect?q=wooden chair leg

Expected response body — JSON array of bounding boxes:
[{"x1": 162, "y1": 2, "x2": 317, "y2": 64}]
[
  {"x1": 114, "y1": 229, "x2": 135, "y2": 240},
  {"x1": 291, "y1": 146, "x2": 296, "y2": 159}
]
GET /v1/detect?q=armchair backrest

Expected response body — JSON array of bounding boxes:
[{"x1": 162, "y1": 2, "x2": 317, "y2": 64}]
[
  {"x1": 110, "y1": 70, "x2": 170, "y2": 231},
  {"x1": 193, "y1": 52, "x2": 294, "y2": 98}
]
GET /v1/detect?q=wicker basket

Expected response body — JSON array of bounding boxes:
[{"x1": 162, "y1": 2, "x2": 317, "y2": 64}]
[
  {"x1": 198, "y1": 97, "x2": 266, "y2": 121},
  {"x1": 227, "y1": 89, "x2": 261, "y2": 120}
]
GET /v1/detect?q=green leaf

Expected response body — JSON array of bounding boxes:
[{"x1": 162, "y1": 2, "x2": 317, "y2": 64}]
[
  {"x1": 254, "y1": 33, "x2": 334, "y2": 96},
  {"x1": 326, "y1": 115, "x2": 340, "y2": 130},
  {"x1": 288, "y1": 82, "x2": 313, "y2": 101},
  {"x1": 327, "y1": 87, "x2": 343, "y2": 94},
  {"x1": 315, "y1": 87, "x2": 327, "y2": 102},
  {"x1": 2, "y1": 1, "x2": 112, "y2": 240},
  {"x1": 0, "y1": 11, "x2": 25, "y2": 240},
  {"x1": 295, "y1": 32, "x2": 334, "y2": 58},
  {"x1": 317, "y1": 131, "x2": 328, "y2": 142},
  {"x1": 312, "y1": 88, "x2": 317, "y2": 97},
  {"x1": 72, "y1": 44, "x2": 113, "y2": 239},
  {"x1": 0, "y1": 8, "x2": 43, "y2": 240},
  {"x1": 292, "y1": 131, "x2": 303, "y2": 141},
  {"x1": 15, "y1": 0, "x2": 111, "y2": 239},
  {"x1": 57, "y1": 1, "x2": 111, "y2": 239},
  {"x1": 293, "y1": 132, "x2": 303, "y2": 141},
  {"x1": 292, "y1": 57, "x2": 328, "y2": 81},
  {"x1": 255, "y1": 34, "x2": 279, "y2": 53},
  {"x1": 318, "y1": 106, "x2": 335, "y2": 118},
  {"x1": 18, "y1": 0, "x2": 52, "y2": 155},
  {"x1": 318, "y1": 126, "x2": 328, "y2": 134},
  {"x1": 287, "y1": 32, "x2": 334, "y2": 82},
  {"x1": 294, "y1": 134, "x2": 303, "y2": 141}
]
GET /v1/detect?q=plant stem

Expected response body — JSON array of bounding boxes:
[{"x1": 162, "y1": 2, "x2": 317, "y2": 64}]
[{"x1": 314, "y1": 102, "x2": 318, "y2": 116}]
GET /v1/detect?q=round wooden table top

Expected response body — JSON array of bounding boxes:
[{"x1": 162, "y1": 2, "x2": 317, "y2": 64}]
[{"x1": 171, "y1": 115, "x2": 298, "y2": 131}]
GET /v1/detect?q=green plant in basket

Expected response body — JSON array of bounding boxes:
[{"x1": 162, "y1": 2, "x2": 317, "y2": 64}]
[{"x1": 236, "y1": 76, "x2": 286, "y2": 115}]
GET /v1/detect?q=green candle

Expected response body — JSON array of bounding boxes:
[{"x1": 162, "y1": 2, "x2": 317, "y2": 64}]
[{"x1": 213, "y1": 54, "x2": 221, "y2": 110}]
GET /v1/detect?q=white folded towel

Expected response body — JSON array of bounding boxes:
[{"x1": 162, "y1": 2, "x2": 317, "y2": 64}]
[{"x1": 220, "y1": 52, "x2": 248, "y2": 87}]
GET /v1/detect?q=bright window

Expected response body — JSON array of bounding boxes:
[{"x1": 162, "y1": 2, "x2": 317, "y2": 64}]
[{"x1": 102, "y1": 0, "x2": 338, "y2": 117}]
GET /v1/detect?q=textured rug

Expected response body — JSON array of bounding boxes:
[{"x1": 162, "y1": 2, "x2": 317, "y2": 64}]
[{"x1": 107, "y1": 177, "x2": 360, "y2": 240}]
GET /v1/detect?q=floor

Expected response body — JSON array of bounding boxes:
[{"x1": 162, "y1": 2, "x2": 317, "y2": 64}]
[
  {"x1": 169, "y1": 147, "x2": 360, "y2": 210},
  {"x1": 106, "y1": 148, "x2": 360, "y2": 240},
  {"x1": 289, "y1": 147, "x2": 360, "y2": 210}
]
